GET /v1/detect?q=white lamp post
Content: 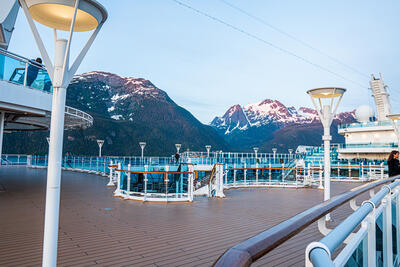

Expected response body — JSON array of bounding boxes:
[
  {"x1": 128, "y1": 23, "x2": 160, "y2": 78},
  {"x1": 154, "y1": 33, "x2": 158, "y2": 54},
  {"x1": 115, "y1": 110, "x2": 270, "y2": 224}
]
[
  {"x1": 96, "y1": 139, "x2": 104, "y2": 157},
  {"x1": 139, "y1": 142, "x2": 146, "y2": 159},
  {"x1": 205, "y1": 145, "x2": 211, "y2": 157},
  {"x1": 175, "y1": 143, "x2": 181, "y2": 154},
  {"x1": 18, "y1": 1, "x2": 107, "y2": 266},
  {"x1": 387, "y1": 114, "x2": 400, "y2": 151},
  {"x1": 272, "y1": 148, "x2": 277, "y2": 163},
  {"x1": 253, "y1": 147, "x2": 259, "y2": 159},
  {"x1": 308, "y1": 87, "x2": 346, "y2": 221}
]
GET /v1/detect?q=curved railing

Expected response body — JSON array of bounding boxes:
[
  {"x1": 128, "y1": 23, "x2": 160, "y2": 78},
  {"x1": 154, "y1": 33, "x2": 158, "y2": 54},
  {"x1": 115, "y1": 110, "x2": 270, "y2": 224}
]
[
  {"x1": 213, "y1": 176, "x2": 400, "y2": 267},
  {"x1": 64, "y1": 106, "x2": 93, "y2": 129},
  {"x1": 307, "y1": 179, "x2": 400, "y2": 266},
  {"x1": 114, "y1": 163, "x2": 195, "y2": 202}
]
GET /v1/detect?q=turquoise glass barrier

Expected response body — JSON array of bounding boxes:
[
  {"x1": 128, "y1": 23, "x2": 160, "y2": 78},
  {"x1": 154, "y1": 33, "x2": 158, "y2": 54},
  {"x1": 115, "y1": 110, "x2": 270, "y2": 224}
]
[{"x1": 0, "y1": 49, "x2": 53, "y2": 93}]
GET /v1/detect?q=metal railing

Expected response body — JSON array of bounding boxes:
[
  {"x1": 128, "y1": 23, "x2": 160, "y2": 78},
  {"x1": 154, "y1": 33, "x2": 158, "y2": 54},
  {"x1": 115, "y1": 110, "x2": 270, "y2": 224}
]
[
  {"x1": 64, "y1": 106, "x2": 93, "y2": 129},
  {"x1": 114, "y1": 163, "x2": 195, "y2": 202},
  {"x1": 307, "y1": 179, "x2": 400, "y2": 267},
  {"x1": 338, "y1": 120, "x2": 392, "y2": 129},
  {"x1": 223, "y1": 165, "x2": 322, "y2": 188},
  {"x1": 339, "y1": 142, "x2": 398, "y2": 149},
  {"x1": 213, "y1": 176, "x2": 400, "y2": 267},
  {"x1": 0, "y1": 154, "x2": 28, "y2": 165},
  {"x1": 0, "y1": 48, "x2": 53, "y2": 93}
]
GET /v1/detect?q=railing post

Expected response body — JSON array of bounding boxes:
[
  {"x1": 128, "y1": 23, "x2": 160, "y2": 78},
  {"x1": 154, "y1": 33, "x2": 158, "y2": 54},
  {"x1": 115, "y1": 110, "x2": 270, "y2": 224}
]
[
  {"x1": 125, "y1": 164, "x2": 131, "y2": 199},
  {"x1": 164, "y1": 165, "x2": 169, "y2": 202},
  {"x1": 381, "y1": 162, "x2": 384, "y2": 179},
  {"x1": 27, "y1": 155, "x2": 32, "y2": 167},
  {"x1": 224, "y1": 164, "x2": 227, "y2": 185},
  {"x1": 114, "y1": 162, "x2": 121, "y2": 196},
  {"x1": 107, "y1": 160, "x2": 114, "y2": 186},
  {"x1": 215, "y1": 164, "x2": 225, "y2": 198},
  {"x1": 233, "y1": 163, "x2": 236, "y2": 186},
  {"x1": 361, "y1": 162, "x2": 364, "y2": 180},
  {"x1": 348, "y1": 161, "x2": 351, "y2": 179},
  {"x1": 23, "y1": 62, "x2": 28, "y2": 86},
  {"x1": 395, "y1": 188, "x2": 400, "y2": 262},
  {"x1": 369, "y1": 163, "x2": 372, "y2": 179},
  {"x1": 188, "y1": 164, "x2": 194, "y2": 202},
  {"x1": 144, "y1": 165, "x2": 148, "y2": 201},
  {"x1": 269, "y1": 163, "x2": 272, "y2": 183},
  {"x1": 282, "y1": 163, "x2": 285, "y2": 184},
  {"x1": 244, "y1": 162, "x2": 247, "y2": 185},
  {"x1": 382, "y1": 190, "x2": 393, "y2": 267},
  {"x1": 319, "y1": 164, "x2": 323, "y2": 189},
  {"x1": 256, "y1": 161, "x2": 259, "y2": 184}
]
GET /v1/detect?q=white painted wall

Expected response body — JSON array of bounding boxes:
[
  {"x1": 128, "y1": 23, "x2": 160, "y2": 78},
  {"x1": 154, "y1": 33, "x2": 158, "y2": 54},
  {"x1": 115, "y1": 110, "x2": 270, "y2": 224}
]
[{"x1": 0, "y1": 80, "x2": 52, "y2": 115}]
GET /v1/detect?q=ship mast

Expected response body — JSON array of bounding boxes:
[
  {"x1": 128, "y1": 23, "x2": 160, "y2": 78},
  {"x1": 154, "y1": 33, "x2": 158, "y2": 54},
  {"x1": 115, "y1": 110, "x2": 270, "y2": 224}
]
[{"x1": 370, "y1": 73, "x2": 392, "y2": 121}]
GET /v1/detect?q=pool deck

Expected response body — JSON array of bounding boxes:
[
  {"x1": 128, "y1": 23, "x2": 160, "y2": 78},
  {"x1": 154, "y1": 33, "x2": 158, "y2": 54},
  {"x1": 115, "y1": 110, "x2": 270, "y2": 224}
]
[{"x1": 0, "y1": 166, "x2": 365, "y2": 266}]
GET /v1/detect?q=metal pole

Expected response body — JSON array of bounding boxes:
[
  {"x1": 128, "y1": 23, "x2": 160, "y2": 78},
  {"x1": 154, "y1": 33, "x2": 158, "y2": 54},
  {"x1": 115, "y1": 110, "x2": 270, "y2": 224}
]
[
  {"x1": 323, "y1": 125, "x2": 332, "y2": 221},
  {"x1": 42, "y1": 38, "x2": 68, "y2": 267},
  {"x1": 0, "y1": 112, "x2": 5, "y2": 163}
]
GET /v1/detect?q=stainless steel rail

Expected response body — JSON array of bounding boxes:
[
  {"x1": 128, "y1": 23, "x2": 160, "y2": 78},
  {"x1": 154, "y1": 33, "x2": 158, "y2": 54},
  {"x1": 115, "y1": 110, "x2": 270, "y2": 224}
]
[
  {"x1": 213, "y1": 176, "x2": 400, "y2": 267},
  {"x1": 0, "y1": 48, "x2": 46, "y2": 70}
]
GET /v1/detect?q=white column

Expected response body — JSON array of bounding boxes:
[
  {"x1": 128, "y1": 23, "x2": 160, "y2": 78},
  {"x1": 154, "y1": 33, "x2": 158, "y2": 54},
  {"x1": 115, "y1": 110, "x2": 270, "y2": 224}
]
[
  {"x1": 0, "y1": 112, "x2": 4, "y2": 162},
  {"x1": 42, "y1": 39, "x2": 68, "y2": 266}
]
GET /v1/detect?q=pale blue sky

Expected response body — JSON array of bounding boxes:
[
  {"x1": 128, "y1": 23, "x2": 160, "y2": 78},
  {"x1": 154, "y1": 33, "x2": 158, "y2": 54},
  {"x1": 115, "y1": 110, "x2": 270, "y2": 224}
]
[{"x1": 9, "y1": 0, "x2": 400, "y2": 123}]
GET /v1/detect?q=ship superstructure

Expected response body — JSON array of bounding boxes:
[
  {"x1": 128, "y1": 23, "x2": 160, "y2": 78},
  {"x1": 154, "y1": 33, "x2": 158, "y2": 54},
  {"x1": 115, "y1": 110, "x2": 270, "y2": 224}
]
[{"x1": 338, "y1": 74, "x2": 397, "y2": 160}]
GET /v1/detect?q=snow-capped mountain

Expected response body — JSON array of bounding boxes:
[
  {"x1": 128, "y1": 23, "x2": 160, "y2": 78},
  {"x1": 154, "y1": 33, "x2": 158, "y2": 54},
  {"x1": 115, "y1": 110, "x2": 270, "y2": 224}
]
[
  {"x1": 71, "y1": 71, "x2": 170, "y2": 121},
  {"x1": 64, "y1": 71, "x2": 229, "y2": 155},
  {"x1": 211, "y1": 99, "x2": 355, "y2": 134}
]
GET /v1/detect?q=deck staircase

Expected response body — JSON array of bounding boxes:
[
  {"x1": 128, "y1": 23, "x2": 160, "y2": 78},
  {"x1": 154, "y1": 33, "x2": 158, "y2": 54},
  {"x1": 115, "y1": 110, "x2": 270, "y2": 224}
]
[{"x1": 193, "y1": 164, "x2": 217, "y2": 196}]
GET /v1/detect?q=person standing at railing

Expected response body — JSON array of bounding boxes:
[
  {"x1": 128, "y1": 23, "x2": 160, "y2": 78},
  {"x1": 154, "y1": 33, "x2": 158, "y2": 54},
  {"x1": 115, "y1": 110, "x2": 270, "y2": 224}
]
[
  {"x1": 387, "y1": 150, "x2": 400, "y2": 177},
  {"x1": 26, "y1": 57, "x2": 42, "y2": 87}
]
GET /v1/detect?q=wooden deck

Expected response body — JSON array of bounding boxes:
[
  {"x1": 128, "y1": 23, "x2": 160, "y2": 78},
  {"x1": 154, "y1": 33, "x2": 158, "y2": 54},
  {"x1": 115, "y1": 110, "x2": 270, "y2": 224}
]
[{"x1": 0, "y1": 166, "x2": 366, "y2": 266}]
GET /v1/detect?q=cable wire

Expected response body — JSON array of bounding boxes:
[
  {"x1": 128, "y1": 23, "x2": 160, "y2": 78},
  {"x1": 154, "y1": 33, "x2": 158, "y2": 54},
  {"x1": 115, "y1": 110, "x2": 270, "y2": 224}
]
[
  {"x1": 218, "y1": 0, "x2": 370, "y2": 79},
  {"x1": 172, "y1": 0, "x2": 367, "y2": 89}
]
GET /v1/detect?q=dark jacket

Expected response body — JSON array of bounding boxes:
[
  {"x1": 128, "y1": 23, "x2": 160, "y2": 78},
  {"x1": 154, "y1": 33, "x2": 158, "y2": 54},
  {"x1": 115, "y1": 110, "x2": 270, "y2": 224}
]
[{"x1": 388, "y1": 158, "x2": 400, "y2": 177}]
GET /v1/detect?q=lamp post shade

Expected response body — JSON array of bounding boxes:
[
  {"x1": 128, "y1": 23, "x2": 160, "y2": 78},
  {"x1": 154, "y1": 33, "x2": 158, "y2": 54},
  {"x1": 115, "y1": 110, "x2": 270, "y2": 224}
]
[
  {"x1": 25, "y1": 0, "x2": 107, "y2": 32},
  {"x1": 175, "y1": 144, "x2": 181, "y2": 153},
  {"x1": 307, "y1": 87, "x2": 346, "y2": 99},
  {"x1": 387, "y1": 114, "x2": 400, "y2": 121}
]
